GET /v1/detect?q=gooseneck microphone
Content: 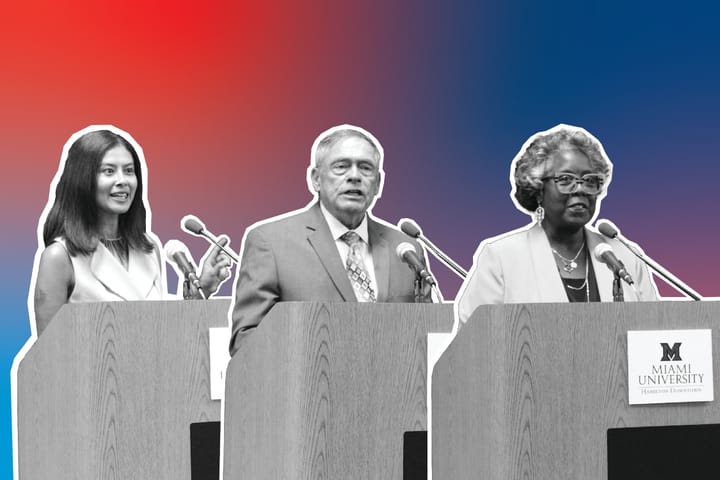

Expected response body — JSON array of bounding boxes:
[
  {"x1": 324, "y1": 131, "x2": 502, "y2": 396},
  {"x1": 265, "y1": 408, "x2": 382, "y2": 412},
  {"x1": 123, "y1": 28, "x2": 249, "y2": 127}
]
[
  {"x1": 183, "y1": 216, "x2": 205, "y2": 236},
  {"x1": 398, "y1": 218, "x2": 468, "y2": 279},
  {"x1": 165, "y1": 239, "x2": 206, "y2": 299},
  {"x1": 593, "y1": 243, "x2": 634, "y2": 285},
  {"x1": 596, "y1": 219, "x2": 703, "y2": 301},
  {"x1": 396, "y1": 242, "x2": 436, "y2": 286},
  {"x1": 181, "y1": 214, "x2": 239, "y2": 264},
  {"x1": 597, "y1": 222, "x2": 644, "y2": 257}
]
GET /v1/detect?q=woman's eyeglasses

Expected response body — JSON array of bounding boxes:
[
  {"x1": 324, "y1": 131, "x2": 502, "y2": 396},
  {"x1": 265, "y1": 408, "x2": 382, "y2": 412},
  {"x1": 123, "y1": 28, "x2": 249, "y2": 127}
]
[{"x1": 544, "y1": 173, "x2": 606, "y2": 195}]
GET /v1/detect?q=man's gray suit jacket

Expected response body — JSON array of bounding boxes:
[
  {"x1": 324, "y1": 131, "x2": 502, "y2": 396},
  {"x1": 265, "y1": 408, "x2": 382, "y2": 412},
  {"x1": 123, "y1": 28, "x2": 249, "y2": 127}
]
[{"x1": 229, "y1": 203, "x2": 424, "y2": 355}]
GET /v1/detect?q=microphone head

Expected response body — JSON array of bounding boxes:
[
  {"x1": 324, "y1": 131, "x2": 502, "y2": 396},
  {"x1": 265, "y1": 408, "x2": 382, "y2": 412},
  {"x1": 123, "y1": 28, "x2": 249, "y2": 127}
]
[
  {"x1": 596, "y1": 220, "x2": 618, "y2": 239},
  {"x1": 182, "y1": 215, "x2": 205, "y2": 235},
  {"x1": 593, "y1": 242, "x2": 613, "y2": 261},
  {"x1": 164, "y1": 239, "x2": 190, "y2": 258},
  {"x1": 396, "y1": 242, "x2": 416, "y2": 259},
  {"x1": 398, "y1": 219, "x2": 422, "y2": 238}
]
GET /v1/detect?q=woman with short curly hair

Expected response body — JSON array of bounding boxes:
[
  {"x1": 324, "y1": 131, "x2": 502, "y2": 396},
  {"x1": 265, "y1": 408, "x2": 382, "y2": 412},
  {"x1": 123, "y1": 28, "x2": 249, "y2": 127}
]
[{"x1": 456, "y1": 124, "x2": 657, "y2": 324}]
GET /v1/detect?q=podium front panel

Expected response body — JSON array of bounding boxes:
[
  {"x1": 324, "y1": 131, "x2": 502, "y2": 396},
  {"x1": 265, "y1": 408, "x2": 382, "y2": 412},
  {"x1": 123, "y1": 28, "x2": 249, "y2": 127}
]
[
  {"x1": 223, "y1": 302, "x2": 453, "y2": 479},
  {"x1": 433, "y1": 301, "x2": 720, "y2": 479},
  {"x1": 16, "y1": 299, "x2": 230, "y2": 480}
]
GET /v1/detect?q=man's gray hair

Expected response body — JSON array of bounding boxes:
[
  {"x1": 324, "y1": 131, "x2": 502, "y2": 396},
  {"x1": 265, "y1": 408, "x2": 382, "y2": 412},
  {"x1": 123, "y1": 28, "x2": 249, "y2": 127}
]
[{"x1": 311, "y1": 124, "x2": 383, "y2": 168}]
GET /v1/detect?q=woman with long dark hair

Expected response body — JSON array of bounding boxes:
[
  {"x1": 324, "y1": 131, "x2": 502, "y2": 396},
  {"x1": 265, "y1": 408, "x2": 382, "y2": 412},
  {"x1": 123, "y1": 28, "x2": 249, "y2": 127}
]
[{"x1": 32, "y1": 127, "x2": 230, "y2": 335}]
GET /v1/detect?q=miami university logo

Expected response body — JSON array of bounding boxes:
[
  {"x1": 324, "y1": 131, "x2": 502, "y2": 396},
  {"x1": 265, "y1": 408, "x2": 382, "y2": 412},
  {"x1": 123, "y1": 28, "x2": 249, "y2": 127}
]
[{"x1": 660, "y1": 342, "x2": 682, "y2": 362}]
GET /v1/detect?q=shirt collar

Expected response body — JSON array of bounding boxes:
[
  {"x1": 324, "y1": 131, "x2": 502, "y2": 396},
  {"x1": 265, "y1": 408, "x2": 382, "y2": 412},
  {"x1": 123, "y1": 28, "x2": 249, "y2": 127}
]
[{"x1": 319, "y1": 202, "x2": 370, "y2": 244}]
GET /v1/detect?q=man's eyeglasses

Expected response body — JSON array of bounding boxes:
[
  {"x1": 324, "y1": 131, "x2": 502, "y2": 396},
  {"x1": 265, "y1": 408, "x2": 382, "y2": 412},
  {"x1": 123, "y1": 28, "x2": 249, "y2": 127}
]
[{"x1": 543, "y1": 173, "x2": 606, "y2": 195}]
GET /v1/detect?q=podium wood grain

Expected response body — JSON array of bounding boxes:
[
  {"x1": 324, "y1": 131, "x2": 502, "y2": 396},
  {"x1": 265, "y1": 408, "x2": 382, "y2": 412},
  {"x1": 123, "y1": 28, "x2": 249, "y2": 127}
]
[
  {"x1": 433, "y1": 301, "x2": 720, "y2": 479},
  {"x1": 17, "y1": 299, "x2": 230, "y2": 480},
  {"x1": 223, "y1": 302, "x2": 453, "y2": 479}
]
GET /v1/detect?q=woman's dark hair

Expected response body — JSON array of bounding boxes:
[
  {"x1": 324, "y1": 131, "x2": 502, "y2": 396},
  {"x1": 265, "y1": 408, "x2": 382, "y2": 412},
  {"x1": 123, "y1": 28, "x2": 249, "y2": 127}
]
[
  {"x1": 512, "y1": 125, "x2": 612, "y2": 212},
  {"x1": 43, "y1": 129, "x2": 154, "y2": 256}
]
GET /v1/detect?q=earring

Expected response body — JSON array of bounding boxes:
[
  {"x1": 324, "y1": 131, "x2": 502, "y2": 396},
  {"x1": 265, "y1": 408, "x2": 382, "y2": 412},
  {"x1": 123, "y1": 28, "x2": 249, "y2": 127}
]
[{"x1": 535, "y1": 204, "x2": 544, "y2": 222}]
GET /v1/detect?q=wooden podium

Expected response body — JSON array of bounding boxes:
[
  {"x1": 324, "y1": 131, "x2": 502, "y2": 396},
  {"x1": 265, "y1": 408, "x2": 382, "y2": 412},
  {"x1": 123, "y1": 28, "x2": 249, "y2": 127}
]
[
  {"x1": 15, "y1": 299, "x2": 230, "y2": 479},
  {"x1": 223, "y1": 302, "x2": 453, "y2": 479},
  {"x1": 432, "y1": 301, "x2": 720, "y2": 479}
]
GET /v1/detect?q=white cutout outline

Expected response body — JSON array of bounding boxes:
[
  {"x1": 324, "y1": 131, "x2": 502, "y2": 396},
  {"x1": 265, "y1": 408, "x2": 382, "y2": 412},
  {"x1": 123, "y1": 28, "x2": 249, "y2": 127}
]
[
  {"x1": 454, "y1": 122, "x2": 622, "y2": 327},
  {"x1": 218, "y1": 123, "x2": 439, "y2": 479},
  {"x1": 11, "y1": 124, "x2": 162, "y2": 480}
]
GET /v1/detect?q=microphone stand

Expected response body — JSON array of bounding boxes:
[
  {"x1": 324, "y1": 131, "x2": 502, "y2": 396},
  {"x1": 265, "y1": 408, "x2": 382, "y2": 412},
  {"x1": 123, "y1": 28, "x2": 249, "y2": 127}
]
[
  {"x1": 398, "y1": 219, "x2": 467, "y2": 279},
  {"x1": 612, "y1": 273, "x2": 624, "y2": 302},
  {"x1": 612, "y1": 236, "x2": 703, "y2": 301},
  {"x1": 183, "y1": 278, "x2": 207, "y2": 300},
  {"x1": 196, "y1": 230, "x2": 239, "y2": 264},
  {"x1": 413, "y1": 277, "x2": 443, "y2": 303},
  {"x1": 182, "y1": 215, "x2": 239, "y2": 264},
  {"x1": 421, "y1": 237, "x2": 468, "y2": 279}
]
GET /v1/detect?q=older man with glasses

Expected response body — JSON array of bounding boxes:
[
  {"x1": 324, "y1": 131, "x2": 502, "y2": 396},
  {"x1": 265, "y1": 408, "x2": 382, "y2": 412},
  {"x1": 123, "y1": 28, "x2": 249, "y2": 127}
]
[{"x1": 229, "y1": 124, "x2": 435, "y2": 356}]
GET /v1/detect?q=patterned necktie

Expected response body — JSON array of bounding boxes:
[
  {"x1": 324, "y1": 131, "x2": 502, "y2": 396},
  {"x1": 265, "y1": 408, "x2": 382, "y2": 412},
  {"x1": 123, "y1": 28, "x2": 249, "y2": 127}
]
[{"x1": 340, "y1": 231, "x2": 376, "y2": 302}]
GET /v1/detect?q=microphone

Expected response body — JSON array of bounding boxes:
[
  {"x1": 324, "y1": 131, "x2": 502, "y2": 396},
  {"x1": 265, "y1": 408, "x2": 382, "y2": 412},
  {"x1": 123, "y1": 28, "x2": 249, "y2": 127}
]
[
  {"x1": 593, "y1": 243, "x2": 635, "y2": 285},
  {"x1": 183, "y1": 216, "x2": 205, "y2": 236},
  {"x1": 593, "y1": 243, "x2": 634, "y2": 285},
  {"x1": 165, "y1": 239, "x2": 205, "y2": 298},
  {"x1": 181, "y1": 214, "x2": 239, "y2": 264},
  {"x1": 399, "y1": 219, "x2": 422, "y2": 238},
  {"x1": 396, "y1": 242, "x2": 436, "y2": 286},
  {"x1": 597, "y1": 221, "x2": 618, "y2": 239},
  {"x1": 398, "y1": 218, "x2": 468, "y2": 279},
  {"x1": 596, "y1": 219, "x2": 703, "y2": 300}
]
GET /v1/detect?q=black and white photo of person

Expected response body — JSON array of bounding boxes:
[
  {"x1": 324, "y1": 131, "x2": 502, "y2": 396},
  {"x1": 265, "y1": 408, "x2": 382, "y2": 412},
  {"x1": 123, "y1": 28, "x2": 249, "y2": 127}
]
[
  {"x1": 456, "y1": 124, "x2": 659, "y2": 325},
  {"x1": 29, "y1": 126, "x2": 232, "y2": 336},
  {"x1": 229, "y1": 124, "x2": 437, "y2": 355}
]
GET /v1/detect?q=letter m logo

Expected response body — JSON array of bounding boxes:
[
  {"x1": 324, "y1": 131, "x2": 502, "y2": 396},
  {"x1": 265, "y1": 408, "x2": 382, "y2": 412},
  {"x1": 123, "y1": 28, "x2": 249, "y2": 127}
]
[{"x1": 660, "y1": 342, "x2": 682, "y2": 361}]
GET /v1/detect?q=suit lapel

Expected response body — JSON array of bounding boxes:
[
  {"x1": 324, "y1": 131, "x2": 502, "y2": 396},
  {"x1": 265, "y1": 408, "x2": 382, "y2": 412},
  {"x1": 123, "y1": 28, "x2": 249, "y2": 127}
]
[
  {"x1": 527, "y1": 223, "x2": 569, "y2": 302},
  {"x1": 305, "y1": 204, "x2": 357, "y2": 301},
  {"x1": 586, "y1": 229, "x2": 615, "y2": 301},
  {"x1": 90, "y1": 243, "x2": 153, "y2": 300},
  {"x1": 128, "y1": 247, "x2": 160, "y2": 299},
  {"x1": 368, "y1": 218, "x2": 389, "y2": 302}
]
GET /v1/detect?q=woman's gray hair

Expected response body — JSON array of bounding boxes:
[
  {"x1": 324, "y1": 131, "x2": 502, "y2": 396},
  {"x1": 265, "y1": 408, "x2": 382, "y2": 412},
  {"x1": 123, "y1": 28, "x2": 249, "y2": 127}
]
[{"x1": 511, "y1": 124, "x2": 612, "y2": 212}]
